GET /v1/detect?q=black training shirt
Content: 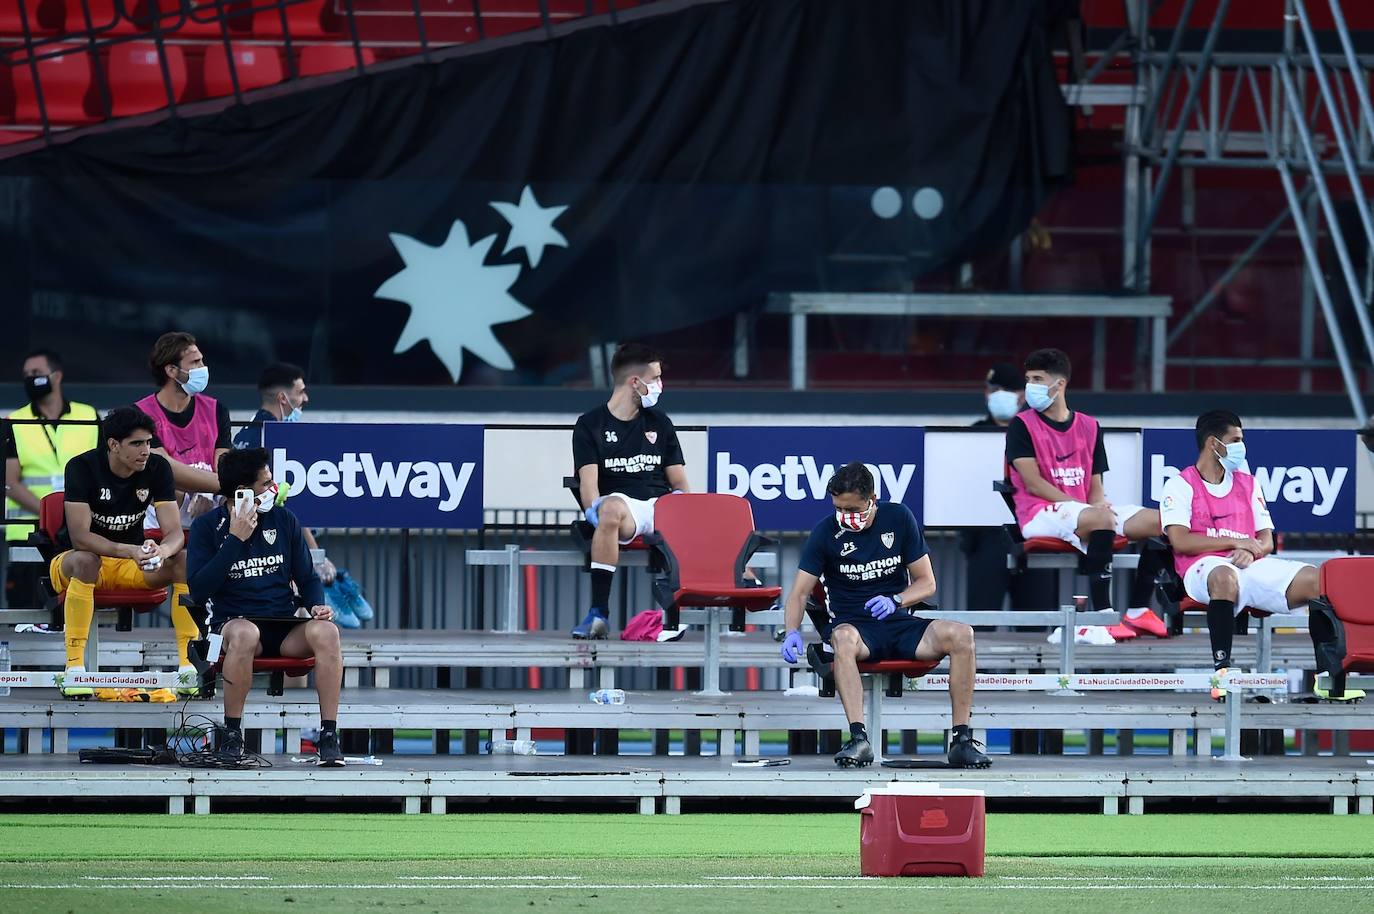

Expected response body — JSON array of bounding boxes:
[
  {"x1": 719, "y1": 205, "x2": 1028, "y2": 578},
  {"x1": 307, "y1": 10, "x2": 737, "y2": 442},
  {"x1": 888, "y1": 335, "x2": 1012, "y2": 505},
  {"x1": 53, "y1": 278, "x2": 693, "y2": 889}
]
[
  {"x1": 572, "y1": 405, "x2": 685, "y2": 501},
  {"x1": 798, "y1": 502, "x2": 929, "y2": 624},
  {"x1": 62, "y1": 448, "x2": 175, "y2": 548}
]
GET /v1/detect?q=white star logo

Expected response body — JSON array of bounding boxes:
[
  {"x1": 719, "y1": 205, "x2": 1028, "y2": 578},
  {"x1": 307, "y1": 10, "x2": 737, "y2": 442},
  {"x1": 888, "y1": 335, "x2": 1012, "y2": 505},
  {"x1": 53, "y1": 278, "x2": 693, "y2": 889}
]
[
  {"x1": 375, "y1": 220, "x2": 531, "y2": 382},
  {"x1": 490, "y1": 185, "x2": 568, "y2": 268}
]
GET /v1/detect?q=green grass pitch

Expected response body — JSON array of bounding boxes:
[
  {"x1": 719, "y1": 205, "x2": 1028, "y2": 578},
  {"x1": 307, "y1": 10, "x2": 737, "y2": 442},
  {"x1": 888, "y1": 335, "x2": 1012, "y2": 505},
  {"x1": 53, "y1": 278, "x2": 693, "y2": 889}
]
[{"x1": 1, "y1": 813, "x2": 1371, "y2": 912}]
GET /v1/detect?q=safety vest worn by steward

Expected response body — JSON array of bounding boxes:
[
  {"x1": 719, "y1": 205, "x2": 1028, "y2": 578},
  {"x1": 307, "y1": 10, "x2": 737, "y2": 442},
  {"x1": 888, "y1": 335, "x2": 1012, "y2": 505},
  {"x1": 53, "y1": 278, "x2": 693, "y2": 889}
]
[{"x1": 4, "y1": 401, "x2": 99, "y2": 541}]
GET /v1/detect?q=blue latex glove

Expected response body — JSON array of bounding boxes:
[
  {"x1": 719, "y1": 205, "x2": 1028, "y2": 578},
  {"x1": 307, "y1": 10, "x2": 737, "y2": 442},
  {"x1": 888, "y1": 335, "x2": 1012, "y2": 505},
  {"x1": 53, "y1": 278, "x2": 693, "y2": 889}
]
[
  {"x1": 584, "y1": 496, "x2": 605, "y2": 527},
  {"x1": 865, "y1": 594, "x2": 897, "y2": 621},
  {"x1": 780, "y1": 630, "x2": 804, "y2": 664}
]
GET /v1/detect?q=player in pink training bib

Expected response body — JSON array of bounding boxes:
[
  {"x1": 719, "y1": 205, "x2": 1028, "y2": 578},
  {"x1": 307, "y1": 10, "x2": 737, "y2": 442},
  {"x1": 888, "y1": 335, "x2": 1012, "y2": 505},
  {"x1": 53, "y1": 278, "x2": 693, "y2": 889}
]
[
  {"x1": 1005, "y1": 348, "x2": 1168, "y2": 637},
  {"x1": 1159, "y1": 409, "x2": 1319, "y2": 673}
]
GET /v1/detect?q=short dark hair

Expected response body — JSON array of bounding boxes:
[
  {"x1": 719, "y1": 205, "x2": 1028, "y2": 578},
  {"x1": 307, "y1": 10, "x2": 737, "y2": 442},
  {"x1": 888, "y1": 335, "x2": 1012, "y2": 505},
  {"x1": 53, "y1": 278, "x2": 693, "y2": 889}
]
[
  {"x1": 218, "y1": 447, "x2": 270, "y2": 497},
  {"x1": 610, "y1": 343, "x2": 664, "y2": 385},
  {"x1": 257, "y1": 362, "x2": 305, "y2": 394},
  {"x1": 102, "y1": 406, "x2": 156, "y2": 446},
  {"x1": 1024, "y1": 348, "x2": 1072, "y2": 380},
  {"x1": 150, "y1": 331, "x2": 198, "y2": 387},
  {"x1": 1196, "y1": 409, "x2": 1242, "y2": 450},
  {"x1": 23, "y1": 348, "x2": 62, "y2": 373},
  {"x1": 827, "y1": 461, "x2": 875, "y2": 499}
]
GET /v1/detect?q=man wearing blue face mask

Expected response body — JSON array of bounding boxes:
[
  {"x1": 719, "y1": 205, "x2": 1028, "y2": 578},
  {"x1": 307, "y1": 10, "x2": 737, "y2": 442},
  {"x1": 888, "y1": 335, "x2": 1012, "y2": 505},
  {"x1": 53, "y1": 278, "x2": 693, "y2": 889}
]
[
  {"x1": 962, "y1": 364, "x2": 1056, "y2": 614},
  {"x1": 232, "y1": 362, "x2": 338, "y2": 592},
  {"x1": 1160, "y1": 410, "x2": 1318, "y2": 675},
  {"x1": 570, "y1": 343, "x2": 688, "y2": 639},
  {"x1": 1005, "y1": 348, "x2": 1168, "y2": 636}
]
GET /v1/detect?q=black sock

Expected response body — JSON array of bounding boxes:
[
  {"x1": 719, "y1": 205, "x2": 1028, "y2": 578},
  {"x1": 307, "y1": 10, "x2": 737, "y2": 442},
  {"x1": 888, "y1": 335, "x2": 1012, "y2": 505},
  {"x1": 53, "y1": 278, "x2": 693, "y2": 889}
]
[
  {"x1": 590, "y1": 566, "x2": 614, "y2": 615},
  {"x1": 321, "y1": 719, "x2": 337, "y2": 734},
  {"x1": 1128, "y1": 546, "x2": 1165, "y2": 608},
  {"x1": 849, "y1": 722, "x2": 868, "y2": 741},
  {"x1": 1086, "y1": 529, "x2": 1116, "y2": 611},
  {"x1": 1207, "y1": 599, "x2": 1236, "y2": 669},
  {"x1": 225, "y1": 716, "x2": 242, "y2": 732},
  {"x1": 952, "y1": 723, "x2": 971, "y2": 738}
]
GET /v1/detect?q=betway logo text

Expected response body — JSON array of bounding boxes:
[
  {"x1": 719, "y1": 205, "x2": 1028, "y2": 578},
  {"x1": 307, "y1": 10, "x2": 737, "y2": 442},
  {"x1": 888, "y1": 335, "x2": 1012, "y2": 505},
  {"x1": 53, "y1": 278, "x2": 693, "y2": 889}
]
[
  {"x1": 1150, "y1": 454, "x2": 1347, "y2": 517},
  {"x1": 715, "y1": 453, "x2": 915, "y2": 502},
  {"x1": 273, "y1": 449, "x2": 475, "y2": 512}
]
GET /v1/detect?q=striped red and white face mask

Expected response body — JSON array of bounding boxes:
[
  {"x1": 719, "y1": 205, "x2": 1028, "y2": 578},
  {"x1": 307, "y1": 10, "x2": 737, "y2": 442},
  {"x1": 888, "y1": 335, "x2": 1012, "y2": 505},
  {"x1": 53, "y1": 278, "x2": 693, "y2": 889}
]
[{"x1": 835, "y1": 501, "x2": 874, "y2": 532}]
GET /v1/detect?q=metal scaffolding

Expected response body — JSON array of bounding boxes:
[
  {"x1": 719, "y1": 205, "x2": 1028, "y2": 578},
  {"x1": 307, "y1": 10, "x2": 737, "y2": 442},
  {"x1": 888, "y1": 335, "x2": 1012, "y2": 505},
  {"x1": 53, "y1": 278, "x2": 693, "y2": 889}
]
[{"x1": 1098, "y1": 0, "x2": 1374, "y2": 418}]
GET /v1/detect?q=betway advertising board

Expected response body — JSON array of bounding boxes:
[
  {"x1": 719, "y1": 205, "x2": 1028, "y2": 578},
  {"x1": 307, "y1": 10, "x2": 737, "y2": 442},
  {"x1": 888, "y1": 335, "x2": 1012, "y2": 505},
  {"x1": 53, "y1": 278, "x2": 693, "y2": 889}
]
[
  {"x1": 707, "y1": 427, "x2": 923, "y2": 530},
  {"x1": 1141, "y1": 429, "x2": 1354, "y2": 533},
  {"x1": 262, "y1": 423, "x2": 483, "y2": 528}
]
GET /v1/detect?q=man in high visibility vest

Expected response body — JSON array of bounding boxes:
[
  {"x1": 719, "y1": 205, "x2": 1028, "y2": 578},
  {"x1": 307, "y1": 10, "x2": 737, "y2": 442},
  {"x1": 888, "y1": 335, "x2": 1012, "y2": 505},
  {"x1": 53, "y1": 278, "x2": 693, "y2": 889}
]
[{"x1": 4, "y1": 350, "x2": 99, "y2": 608}]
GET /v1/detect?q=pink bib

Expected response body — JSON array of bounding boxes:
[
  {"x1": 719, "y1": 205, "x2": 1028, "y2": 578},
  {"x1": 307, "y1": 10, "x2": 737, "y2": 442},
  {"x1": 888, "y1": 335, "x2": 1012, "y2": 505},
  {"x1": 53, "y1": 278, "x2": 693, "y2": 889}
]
[
  {"x1": 1009, "y1": 409, "x2": 1099, "y2": 528},
  {"x1": 1173, "y1": 465, "x2": 1258, "y2": 577},
  {"x1": 135, "y1": 393, "x2": 220, "y2": 472}
]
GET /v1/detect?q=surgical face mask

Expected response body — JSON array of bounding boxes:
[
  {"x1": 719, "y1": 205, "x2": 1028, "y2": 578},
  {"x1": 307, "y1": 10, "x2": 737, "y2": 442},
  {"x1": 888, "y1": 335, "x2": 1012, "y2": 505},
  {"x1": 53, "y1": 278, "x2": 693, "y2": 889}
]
[
  {"x1": 254, "y1": 483, "x2": 279, "y2": 514},
  {"x1": 279, "y1": 393, "x2": 303, "y2": 423},
  {"x1": 986, "y1": 389, "x2": 1019, "y2": 421},
  {"x1": 1024, "y1": 381, "x2": 1055, "y2": 412},
  {"x1": 23, "y1": 374, "x2": 51, "y2": 402},
  {"x1": 835, "y1": 501, "x2": 874, "y2": 532},
  {"x1": 638, "y1": 378, "x2": 662, "y2": 409},
  {"x1": 179, "y1": 365, "x2": 209, "y2": 396},
  {"x1": 1213, "y1": 439, "x2": 1246, "y2": 473}
]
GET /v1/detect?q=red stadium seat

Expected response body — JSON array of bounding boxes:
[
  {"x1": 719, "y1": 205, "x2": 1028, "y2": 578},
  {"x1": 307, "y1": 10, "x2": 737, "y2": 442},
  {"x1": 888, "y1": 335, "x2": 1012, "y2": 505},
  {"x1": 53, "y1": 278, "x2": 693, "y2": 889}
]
[
  {"x1": 11, "y1": 44, "x2": 97, "y2": 124},
  {"x1": 645, "y1": 493, "x2": 781, "y2": 629},
  {"x1": 203, "y1": 44, "x2": 284, "y2": 97},
  {"x1": 1309, "y1": 557, "x2": 1374, "y2": 698},
  {"x1": 123, "y1": 0, "x2": 253, "y2": 37},
  {"x1": 70, "y1": 0, "x2": 144, "y2": 33},
  {"x1": 252, "y1": 0, "x2": 342, "y2": 39},
  {"x1": 0, "y1": 0, "x2": 63, "y2": 35},
  {"x1": 107, "y1": 41, "x2": 186, "y2": 115},
  {"x1": 296, "y1": 44, "x2": 375, "y2": 77},
  {"x1": 207, "y1": 654, "x2": 316, "y2": 696},
  {"x1": 1022, "y1": 535, "x2": 1128, "y2": 553},
  {"x1": 37, "y1": 493, "x2": 169, "y2": 635}
]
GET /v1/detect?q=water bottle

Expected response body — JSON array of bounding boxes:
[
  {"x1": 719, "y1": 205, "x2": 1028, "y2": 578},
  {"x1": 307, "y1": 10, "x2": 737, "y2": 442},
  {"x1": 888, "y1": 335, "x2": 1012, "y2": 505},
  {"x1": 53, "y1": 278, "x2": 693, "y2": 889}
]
[
  {"x1": 0, "y1": 642, "x2": 10, "y2": 698},
  {"x1": 590, "y1": 688, "x2": 626, "y2": 706},
  {"x1": 487, "y1": 739, "x2": 537, "y2": 755}
]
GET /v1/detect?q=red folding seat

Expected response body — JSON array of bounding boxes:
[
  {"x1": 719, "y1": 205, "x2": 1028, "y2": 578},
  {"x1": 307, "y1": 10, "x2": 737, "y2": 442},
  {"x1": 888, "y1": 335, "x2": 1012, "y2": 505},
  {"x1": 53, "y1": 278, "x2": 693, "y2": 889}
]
[
  {"x1": 252, "y1": 0, "x2": 341, "y2": 39},
  {"x1": 296, "y1": 44, "x2": 374, "y2": 77},
  {"x1": 203, "y1": 43, "x2": 283, "y2": 96},
  {"x1": 204, "y1": 655, "x2": 316, "y2": 697},
  {"x1": 0, "y1": 0, "x2": 63, "y2": 35},
  {"x1": 36, "y1": 493, "x2": 169, "y2": 634},
  {"x1": 64, "y1": 0, "x2": 141, "y2": 34},
  {"x1": 12, "y1": 44, "x2": 97, "y2": 124},
  {"x1": 107, "y1": 40, "x2": 186, "y2": 115},
  {"x1": 1309, "y1": 556, "x2": 1374, "y2": 698},
  {"x1": 644, "y1": 493, "x2": 781, "y2": 629},
  {"x1": 124, "y1": 0, "x2": 253, "y2": 37}
]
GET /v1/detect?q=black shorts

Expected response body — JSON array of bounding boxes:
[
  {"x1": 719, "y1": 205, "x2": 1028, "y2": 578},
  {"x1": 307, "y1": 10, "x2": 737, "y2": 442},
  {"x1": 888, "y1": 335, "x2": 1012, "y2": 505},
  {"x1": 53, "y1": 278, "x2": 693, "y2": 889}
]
[
  {"x1": 212, "y1": 618, "x2": 306, "y2": 658},
  {"x1": 838, "y1": 613, "x2": 933, "y2": 663}
]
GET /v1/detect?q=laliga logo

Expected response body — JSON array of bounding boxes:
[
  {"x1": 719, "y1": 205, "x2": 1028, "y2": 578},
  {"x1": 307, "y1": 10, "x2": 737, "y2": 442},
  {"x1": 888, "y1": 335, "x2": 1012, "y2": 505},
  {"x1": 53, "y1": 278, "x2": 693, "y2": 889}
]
[
  {"x1": 715, "y1": 453, "x2": 916, "y2": 502},
  {"x1": 273, "y1": 449, "x2": 475, "y2": 513},
  {"x1": 1150, "y1": 454, "x2": 1347, "y2": 517}
]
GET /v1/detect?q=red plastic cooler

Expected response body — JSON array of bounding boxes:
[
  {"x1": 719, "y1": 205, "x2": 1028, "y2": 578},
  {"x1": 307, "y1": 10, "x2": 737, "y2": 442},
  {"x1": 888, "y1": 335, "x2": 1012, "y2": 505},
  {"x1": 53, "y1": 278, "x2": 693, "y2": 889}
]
[{"x1": 856, "y1": 784, "x2": 986, "y2": 877}]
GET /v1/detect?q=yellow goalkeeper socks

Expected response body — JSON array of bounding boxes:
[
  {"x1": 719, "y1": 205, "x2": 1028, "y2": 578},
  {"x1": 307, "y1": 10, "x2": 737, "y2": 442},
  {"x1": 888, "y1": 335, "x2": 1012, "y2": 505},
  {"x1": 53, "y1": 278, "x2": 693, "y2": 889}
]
[
  {"x1": 170, "y1": 582, "x2": 198, "y2": 668},
  {"x1": 64, "y1": 579, "x2": 96, "y2": 668}
]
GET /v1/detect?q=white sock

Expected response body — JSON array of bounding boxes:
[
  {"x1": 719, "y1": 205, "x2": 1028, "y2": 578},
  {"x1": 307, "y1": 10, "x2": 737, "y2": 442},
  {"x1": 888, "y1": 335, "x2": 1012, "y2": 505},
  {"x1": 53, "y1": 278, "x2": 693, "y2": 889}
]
[
  {"x1": 1124, "y1": 607, "x2": 1151, "y2": 620},
  {"x1": 65, "y1": 664, "x2": 86, "y2": 674}
]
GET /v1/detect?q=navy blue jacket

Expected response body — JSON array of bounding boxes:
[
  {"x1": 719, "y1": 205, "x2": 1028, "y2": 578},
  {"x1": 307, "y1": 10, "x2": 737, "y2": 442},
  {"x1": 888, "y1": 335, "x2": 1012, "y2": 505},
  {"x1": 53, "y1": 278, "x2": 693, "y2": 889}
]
[{"x1": 188, "y1": 503, "x2": 325, "y2": 628}]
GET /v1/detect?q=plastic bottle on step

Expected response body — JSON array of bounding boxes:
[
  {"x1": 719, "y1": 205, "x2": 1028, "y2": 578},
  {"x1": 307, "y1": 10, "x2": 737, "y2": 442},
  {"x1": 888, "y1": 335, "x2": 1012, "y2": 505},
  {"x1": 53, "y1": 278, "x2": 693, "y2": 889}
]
[
  {"x1": 487, "y1": 739, "x2": 537, "y2": 755},
  {"x1": 589, "y1": 688, "x2": 626, "y2": 706},
  {"x1": 0, "y1": 642, "x2": 10, "y2": 697}
]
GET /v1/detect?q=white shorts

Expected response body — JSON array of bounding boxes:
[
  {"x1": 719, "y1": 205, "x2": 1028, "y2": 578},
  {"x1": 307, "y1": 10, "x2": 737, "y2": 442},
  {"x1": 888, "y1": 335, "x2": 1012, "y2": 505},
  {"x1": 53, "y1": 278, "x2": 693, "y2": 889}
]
[
  {"x1": 1183, "y1": 555, "x2": 1312, "y2": 615},
  {"x1": 1020, "y1": 501, "x2": 1150, "y2": 552},
  {"x1": 599, "y1": 493, "x2": 657, "y2": 545}
]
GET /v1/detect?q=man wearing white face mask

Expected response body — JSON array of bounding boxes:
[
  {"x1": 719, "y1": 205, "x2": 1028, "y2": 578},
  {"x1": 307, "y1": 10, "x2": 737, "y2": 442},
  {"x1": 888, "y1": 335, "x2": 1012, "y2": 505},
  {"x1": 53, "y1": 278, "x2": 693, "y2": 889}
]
[
  {"x1": 570, "y1": 343, "x2": 688, "y2": 639},
  {"x1": 1160, "y1": 410, "x2": 1318, "y2": 675},
  {"x1": 188, "y1": 447, "x2": 344, "y2": 766},
  {"x1": 1005, "y1": 348, "x2": 1168, "y2": 635}
]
